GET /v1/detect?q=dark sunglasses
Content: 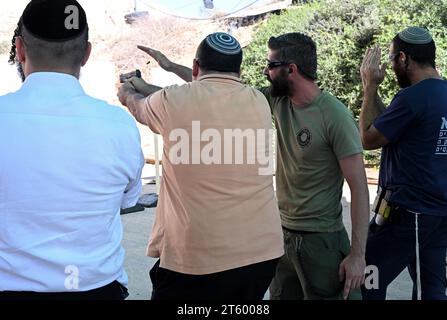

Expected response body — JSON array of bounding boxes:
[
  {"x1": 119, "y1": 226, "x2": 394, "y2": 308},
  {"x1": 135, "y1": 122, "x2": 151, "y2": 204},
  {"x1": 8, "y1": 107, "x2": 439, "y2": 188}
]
[
  {"x1": 388, "y1": 52, "x2": 399, "y2": 62},
  {"x1": 266, "y1": 60, "x2": 290, "y2": 70}
]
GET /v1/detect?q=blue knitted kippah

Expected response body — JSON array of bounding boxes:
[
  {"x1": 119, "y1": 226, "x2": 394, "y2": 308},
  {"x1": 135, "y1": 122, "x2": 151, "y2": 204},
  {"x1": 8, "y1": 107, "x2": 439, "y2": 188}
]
[
  {"x1": 205, "y1": 32, "x2": 241, "y2": 55},
  {"x1": 398, "y1": 27, "x2": 433, "y2": 45},
  {"x1": 22, "y1": 0, "x2": 87, "y2": 41}
]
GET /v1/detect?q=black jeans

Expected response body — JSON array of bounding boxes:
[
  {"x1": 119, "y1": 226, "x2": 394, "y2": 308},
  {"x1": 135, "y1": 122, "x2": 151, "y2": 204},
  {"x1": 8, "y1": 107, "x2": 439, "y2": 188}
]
[
  {"x1": 362, "y1": 209, "x2": 447, "y2": 300},
  {"x1": 0, "y1": 281, "x2": 128, "y2": 301},
  {"x1": 150, "y1": 258, "x2": 279, "y2": 300}
]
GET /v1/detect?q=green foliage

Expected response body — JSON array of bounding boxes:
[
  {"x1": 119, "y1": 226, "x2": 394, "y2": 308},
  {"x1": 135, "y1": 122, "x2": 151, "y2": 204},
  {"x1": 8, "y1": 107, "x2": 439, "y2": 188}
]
[
  {"x1": 242, "y1": 0, "x2": 447, "y2": 117},
  {"x1": 242, "y1": 0, "x2": 447, "y2": 164},
  {"x1": 363, "y1": 149, "x2": 381, "y2": 167}
]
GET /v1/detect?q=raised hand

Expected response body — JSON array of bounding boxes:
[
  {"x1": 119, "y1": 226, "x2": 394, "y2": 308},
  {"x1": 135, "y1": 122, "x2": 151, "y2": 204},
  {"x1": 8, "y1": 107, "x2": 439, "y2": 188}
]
[
  {"x1": 360, "y1": 47, "x2": 387, "y2": 89},
  {"x1": 138, "y1": 45, "x2": 172, "y2": 72}
]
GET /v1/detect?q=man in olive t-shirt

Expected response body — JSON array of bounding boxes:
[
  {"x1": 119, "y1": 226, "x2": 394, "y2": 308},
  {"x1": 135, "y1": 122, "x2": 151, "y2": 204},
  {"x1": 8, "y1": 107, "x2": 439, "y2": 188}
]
[
  {"x1": 261, "y1": 88, "x2": 363, "y2": 233},
  {"x1": 261, "y1": 33, "x2": 370, "y2": 300}
]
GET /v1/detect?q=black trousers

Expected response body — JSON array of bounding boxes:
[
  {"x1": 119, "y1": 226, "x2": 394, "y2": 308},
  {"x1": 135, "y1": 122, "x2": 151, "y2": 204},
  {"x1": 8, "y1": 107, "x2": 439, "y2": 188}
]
[
  {"x1": 150, "y1": 258, "x2": 279, "y2": 300},
  {"x1": 0, "y1": 281, "x2": 128, "y2": 301},
  {"x1": 362, "y1": 209, "x2": 447, "y2": 300}
]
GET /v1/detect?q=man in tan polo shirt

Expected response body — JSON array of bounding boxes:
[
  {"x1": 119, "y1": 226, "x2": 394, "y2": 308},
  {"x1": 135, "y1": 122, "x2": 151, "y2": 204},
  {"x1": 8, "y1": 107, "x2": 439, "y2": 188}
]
[{"x1": 118, "y1": 32, "x2": 284, "y2": 300}]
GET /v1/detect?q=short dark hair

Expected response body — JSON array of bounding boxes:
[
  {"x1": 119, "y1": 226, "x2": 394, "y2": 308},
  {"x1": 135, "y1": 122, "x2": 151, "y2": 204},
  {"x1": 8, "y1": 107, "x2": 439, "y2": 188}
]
[
  {"x1": 268, "y1": 32, "x2": 317, "y2": 80},
  {"x1": 20, "y1": 20, "x2": 89, "y2": 69},
  {"x1": 195, "y1": 39, "x2": 242, "y2": 74},
  {"x1": 392, "y1": 34, "x2": 436, "y2": 68}
]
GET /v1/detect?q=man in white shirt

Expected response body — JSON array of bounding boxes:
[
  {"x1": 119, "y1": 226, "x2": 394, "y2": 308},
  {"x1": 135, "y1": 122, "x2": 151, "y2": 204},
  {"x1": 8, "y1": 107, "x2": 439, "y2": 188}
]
[{"x1": 0, "y1": 0, "x2": 144, "y2": 300}]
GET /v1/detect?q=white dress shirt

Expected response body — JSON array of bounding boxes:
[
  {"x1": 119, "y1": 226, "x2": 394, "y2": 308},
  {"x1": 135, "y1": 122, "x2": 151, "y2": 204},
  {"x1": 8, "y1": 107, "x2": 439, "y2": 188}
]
[{"x1": 0, "y1": 72, "x2": 144, "y2": 292}]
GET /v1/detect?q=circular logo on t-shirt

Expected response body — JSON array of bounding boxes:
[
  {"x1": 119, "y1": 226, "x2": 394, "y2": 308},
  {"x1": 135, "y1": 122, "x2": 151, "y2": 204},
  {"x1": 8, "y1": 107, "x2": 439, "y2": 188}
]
[{"x1": 297, "y1": 128, "x2": 311, "y2": 148}]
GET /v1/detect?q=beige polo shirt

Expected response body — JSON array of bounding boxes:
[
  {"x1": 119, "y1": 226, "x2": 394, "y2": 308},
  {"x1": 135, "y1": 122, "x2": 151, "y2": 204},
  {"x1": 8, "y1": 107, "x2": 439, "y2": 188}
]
[{"x1": 137, "y1": 74, "x2": 283, "y2": 275}]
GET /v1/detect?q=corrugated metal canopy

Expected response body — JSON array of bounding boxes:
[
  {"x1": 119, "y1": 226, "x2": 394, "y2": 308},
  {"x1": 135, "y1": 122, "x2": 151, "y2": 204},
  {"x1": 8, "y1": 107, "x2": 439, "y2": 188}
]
[{"x1": 137, "y1": 0, "x2": 292, "y2": 19}]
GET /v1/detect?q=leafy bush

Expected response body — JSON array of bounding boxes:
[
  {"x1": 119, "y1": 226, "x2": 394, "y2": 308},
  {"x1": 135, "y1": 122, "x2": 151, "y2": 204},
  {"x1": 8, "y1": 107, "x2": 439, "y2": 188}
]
[
  {"x1": 243, "y1": 0, "x2": 447, "y2": 114},
  {"x1": 242, "y1": 0, "x2": 447, "y2": 164},
  {"x1": 242, "y1": 2, "x2": 320, "y2": 86}
]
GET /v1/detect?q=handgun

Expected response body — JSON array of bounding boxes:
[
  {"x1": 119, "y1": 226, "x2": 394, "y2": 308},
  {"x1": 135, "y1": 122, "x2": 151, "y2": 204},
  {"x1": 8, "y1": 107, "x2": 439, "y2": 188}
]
[{"x1": 119, "y1": 69, "x2": 142, "y2": 83}]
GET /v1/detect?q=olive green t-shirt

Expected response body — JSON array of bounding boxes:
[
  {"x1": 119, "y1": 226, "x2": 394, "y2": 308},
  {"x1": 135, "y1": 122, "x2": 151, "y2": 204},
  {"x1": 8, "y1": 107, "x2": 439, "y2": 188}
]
[{"x1": 261, "y1": 87, "x2": 363, "y2": 232}]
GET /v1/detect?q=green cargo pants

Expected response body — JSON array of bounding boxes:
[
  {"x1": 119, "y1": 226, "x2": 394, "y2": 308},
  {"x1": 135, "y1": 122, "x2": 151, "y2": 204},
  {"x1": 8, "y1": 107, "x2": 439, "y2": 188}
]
[{"x1": 269, "y1": 228, "x2": 362, "y2": 300}]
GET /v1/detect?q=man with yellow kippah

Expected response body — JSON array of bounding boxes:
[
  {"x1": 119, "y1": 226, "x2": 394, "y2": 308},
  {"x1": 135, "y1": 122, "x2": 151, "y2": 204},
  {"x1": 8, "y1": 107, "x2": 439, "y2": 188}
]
[{"x1": 360, "y1": 26, "x2": 447, "y2": 300}]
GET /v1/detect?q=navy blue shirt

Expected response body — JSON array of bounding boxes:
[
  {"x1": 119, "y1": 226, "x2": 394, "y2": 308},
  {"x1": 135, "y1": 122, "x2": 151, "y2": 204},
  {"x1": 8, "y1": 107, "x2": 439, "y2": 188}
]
[{"x1": 374, "y1": 78, "x2": 447, "y2": 216}]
